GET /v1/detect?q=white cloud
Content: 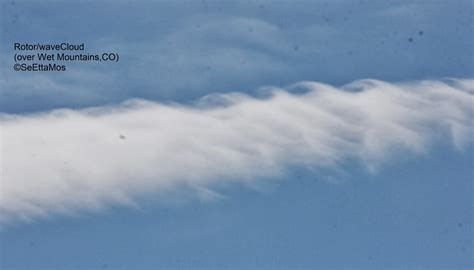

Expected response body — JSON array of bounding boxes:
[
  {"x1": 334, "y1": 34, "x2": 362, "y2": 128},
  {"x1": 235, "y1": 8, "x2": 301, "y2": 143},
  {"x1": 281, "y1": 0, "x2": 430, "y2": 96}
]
[{"x1": 0, "y1": 78, "x2": 472, "y2": 225}]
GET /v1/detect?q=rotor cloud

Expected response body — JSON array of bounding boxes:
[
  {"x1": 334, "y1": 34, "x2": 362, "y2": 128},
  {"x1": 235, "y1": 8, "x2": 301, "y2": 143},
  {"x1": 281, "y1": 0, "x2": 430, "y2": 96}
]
[{"x1": 1, "y1": 79, "x2": 473, "y2": 225}]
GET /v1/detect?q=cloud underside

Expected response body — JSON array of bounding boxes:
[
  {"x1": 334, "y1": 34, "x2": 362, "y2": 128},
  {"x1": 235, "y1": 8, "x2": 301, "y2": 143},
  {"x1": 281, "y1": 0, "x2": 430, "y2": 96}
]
[{"x1": 1, "y1": 79, "x2": 473, "y2": 225}]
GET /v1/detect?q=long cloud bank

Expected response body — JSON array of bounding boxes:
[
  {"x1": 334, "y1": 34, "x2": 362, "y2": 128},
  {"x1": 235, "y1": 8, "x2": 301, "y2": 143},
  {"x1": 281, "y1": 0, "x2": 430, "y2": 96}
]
[{"x1": 1, "y1": 79, "x2": 473, "y2": 225}]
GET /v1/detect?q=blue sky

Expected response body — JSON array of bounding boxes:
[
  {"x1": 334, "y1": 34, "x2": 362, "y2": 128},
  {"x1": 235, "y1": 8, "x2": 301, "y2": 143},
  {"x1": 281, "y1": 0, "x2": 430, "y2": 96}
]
[{"x1": 0, "y1": 0, "x2": 473, "y2": 269}]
